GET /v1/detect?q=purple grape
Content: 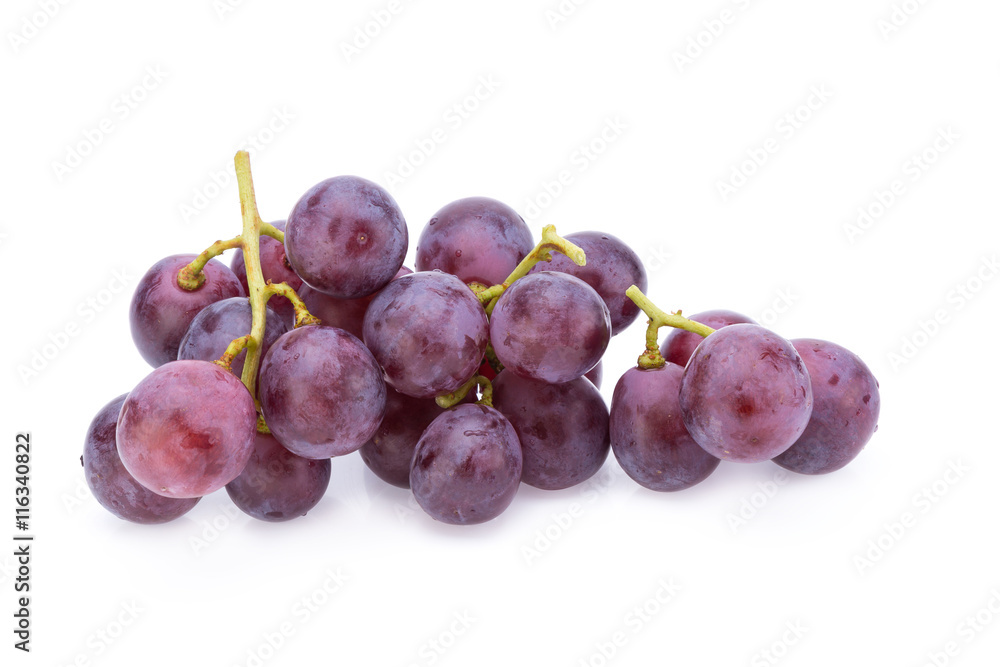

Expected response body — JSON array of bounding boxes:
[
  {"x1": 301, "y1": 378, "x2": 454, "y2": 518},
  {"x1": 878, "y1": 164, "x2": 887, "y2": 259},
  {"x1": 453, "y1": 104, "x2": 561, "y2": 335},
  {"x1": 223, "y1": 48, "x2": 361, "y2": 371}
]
[
  {"x1": 610, "y1": 365, "x2": 720, "y2": 491},
  {"x1": 492, "y1": 371, "x2": 609, "y2": 490},
  {"x1": 225, "y1": 432, "x2": 331, "y2": 521},
  {"x1": 415, "y1": 197, "x2": 533, "y2": 287},
  {"x1": 490, "y1": 271, "x2": 611, "y2": 384},
  {"x1": 529, "y1": 231, "x2": 647, "y2": 336},
  {"x1": 410, "y1": 404, "x2": 522, "y2": 525},
  {"x1": 285, "y1": 176, "x2": 407, "y2": 298},
  {"x1": 117, "y1": 360, "x2": 257, "y2": 498},
  {"x1": 773, "y1": 339, "x2": 881, "y2": 474},
  {"x1": 299, "y1": 266, "x2": 412, "y2": 340},
  {"x1": 259, "y1": 326, "x2": 386, "y2": 459},
  {"x1": 177, "y1": 297, "x2": 288, "y2": 380},
  {"x1": 363, "y1": 271, "x2": 489, "y2": 399},
  {"x1": 130, "y1": 254, "x2": 245, "y2": 367},
  {"x1": 679, "y1": 324, "x2": 813, "y2": 463},
  {"x1": 231, "y1": 221, "x2": 303, "y2": 328},
  {"x1": 83, "y1": 394, "x2": 200, "y2": 523},
  {"x1": 585, "y1": 360, "x2": 603, "y2": 389},
  {"x1": 359, "y1": 387, "x2": 445, "y2": 488},
  {"x1": 660, "y1": 309, "x2": 756, "y2": 367}
]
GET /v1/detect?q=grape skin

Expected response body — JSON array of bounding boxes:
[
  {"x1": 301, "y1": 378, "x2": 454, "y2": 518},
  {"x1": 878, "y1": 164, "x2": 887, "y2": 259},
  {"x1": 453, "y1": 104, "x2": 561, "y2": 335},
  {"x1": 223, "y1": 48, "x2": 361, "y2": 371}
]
[
  {"x1": 492, "y1": 371, "x2": 609, "y2": 490},
  {"x1": 679, "y1": 324, "x2": 813, "y2": 463},
  {"x1": 116, "y1": 360, "x2": 257, "y2": 498},
  {"x1": 415, "y1": 197, "x2": 534, "y2": 287},
  {"x1": 529, "y1": 231, "x2": 647, "y2": 336},
  {"x1": 129, "y1": 254, "x2": 245, "y2": 367},
  {"x1": 285, "y1": 176, "x2": 407, "y2": 299},
  {"x1": 225, "y1": 432, "x2": 331, "y2": 521},
  {"x1": 230, "y1": 221, "x2": 302, "y2": 328},
  {"x1": 585, "y1": 360, "x2": 603, "y2": 389},
  {"x1": 259, "y1": 326, "x2": 386, "y2": 459},
  {"x1": 363, "y1": 271, "x2": 489, "y2": 399},
  {"x1": 410, "y1": 404, "x2": 522, "y2": 525},
  {"x1": 490, "y1": 271, "x2": 611, "y2": 384},
  {"x1": 660, "y1": 309, "x2": 756, "y2": 367},
  {"x1": 773, "y1": 339, "x2": 881, "y2": 474},
  {"x1": 177, "y1": 297, "x2": 288, "y2": 380},
  {"x1": 83, "y1": 394, "x2": 200, "y2": 523},
  {"x1": 359, "y1": 387, "x2": 444, "y2": 488},
  {"x1": 611, "y1": 365, "x2": 720, "y2": 491}
]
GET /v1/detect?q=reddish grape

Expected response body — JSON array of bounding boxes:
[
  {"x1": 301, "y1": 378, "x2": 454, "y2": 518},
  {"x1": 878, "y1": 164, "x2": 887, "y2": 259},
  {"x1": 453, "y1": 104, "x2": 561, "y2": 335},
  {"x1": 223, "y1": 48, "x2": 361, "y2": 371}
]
[
  {"x1": 530, "y1": 231, "x2": 647, "y2": 335},
  {"x1": 359, "y1": 387, "x2": 444, "y2": 488},
  {"x1": 129, "y1": 254, "x2": 244, "y2": 367},
  {"x1": 415, "y1": 197, "x2": 533, "y2": 287},
  {"x1": 83, "y1": 394, "x2": 200, "y2": 523},
  {"x1": 363, "y1": 271, "x2": 489, "y2": 399},
  {"x1": 410, "y1": 404, "x2": 522, "y2": 525},
  {"x1": 492, "y1": 371, "x2": 609, "y2": 490},
  {"x1": 285, "y1": 176, "x2": 407, "y2": 298},
  {"x1": 660, "y1": 309, "x2": 756, "y2": 367},
  {"x1": 225, "y1": 432, "x2": 331, "y2": 521},
  {"x1": 490, "y1": 271, "x2": 611, "y2": 384},
  {"x1": 259, "y1": 326, "x2": 386, "y2": 459},
  {"x1": 679, "y1": 324, "x2": 813, "y2": 463},
  {"x1": 773, "y1": 339, "x2": 881, "y2": 474},
  {"x1": 611, "y1": 365, "x2": 720, "y2": 491},
  {"x1": 116, "y1": 360, "x2": 257, "y2": 498}
]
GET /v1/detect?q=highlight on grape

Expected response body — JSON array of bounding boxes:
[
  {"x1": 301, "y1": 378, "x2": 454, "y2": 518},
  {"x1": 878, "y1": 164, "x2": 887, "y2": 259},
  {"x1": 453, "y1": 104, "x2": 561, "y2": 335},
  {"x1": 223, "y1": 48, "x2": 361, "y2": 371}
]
[{"x1": 82, "y1": 150, "x2": 881, "y2": 527}]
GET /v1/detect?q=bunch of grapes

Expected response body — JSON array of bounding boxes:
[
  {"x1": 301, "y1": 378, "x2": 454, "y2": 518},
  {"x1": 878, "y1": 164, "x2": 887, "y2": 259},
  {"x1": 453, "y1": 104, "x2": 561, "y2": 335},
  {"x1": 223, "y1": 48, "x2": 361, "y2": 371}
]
[{"x1": 82, "y1": 151, "x2": 880, "y2": 527}]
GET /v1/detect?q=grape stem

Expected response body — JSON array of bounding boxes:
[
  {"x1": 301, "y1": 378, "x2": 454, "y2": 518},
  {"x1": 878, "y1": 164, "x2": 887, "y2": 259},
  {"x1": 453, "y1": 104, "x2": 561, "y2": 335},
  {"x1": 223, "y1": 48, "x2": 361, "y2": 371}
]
[
  {"x1": 625, "y1": 286, "x2": 716, "y2": 370},
  {"x1": 177, "y1": 236, "x2": 243, "y2": 290},
  {"x1": 435, "y1": 375, "x2": 494, "y2": 409},
  {"x1": 477, "y1": 224, "x2": 586, "y2": 314}
]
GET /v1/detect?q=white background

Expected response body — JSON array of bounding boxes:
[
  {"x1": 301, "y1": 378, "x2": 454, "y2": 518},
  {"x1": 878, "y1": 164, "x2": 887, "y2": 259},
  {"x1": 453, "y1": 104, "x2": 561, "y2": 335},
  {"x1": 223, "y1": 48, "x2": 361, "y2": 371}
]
[{"x1": 3, "y1": 1, "x2": 999, "y2": 665}]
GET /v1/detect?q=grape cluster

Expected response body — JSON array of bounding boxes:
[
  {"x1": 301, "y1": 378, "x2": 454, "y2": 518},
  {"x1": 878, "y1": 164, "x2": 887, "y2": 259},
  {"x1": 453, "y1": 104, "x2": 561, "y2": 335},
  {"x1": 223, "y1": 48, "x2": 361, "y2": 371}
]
[{"x1": 82, "y1": 152, "x2": 881, "y2": 528}]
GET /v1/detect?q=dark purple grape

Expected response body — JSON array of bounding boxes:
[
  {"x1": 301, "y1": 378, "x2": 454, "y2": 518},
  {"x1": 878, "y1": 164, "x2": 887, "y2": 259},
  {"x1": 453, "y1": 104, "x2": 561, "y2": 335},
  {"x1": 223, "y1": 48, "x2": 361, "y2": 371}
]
[
  {"x1": 83, "y1": 394, "x2": 200, "y2": 523},
  {"x1": 492, "y1": 371, "x2": 609, "y2": 490},
  {"x1": 660, "y1": 309, "x2": 756, "y2": 367},
  {"x1": 231, "y1": 221, "x2": 302, "y2": 328},
  {"x1": 529, "y1": 231, "x2": 647, "y2": 336},
  {"x1": 130, "y1": 254, "x2": 245, "y2": 367},
  {"x1": 177, "y1": 297, "x2": 288, "y2": 380},
  {"x1": 359, "y1": 387, "x2": 445, "y2": 488},
  {"x1": 410, "y1": 404, "x2": 522, "y2": 525},
  {"x1": 225, "y1": 432, "x2": 331, "y2": 521},
  {"x1": 415, "y1": 197, "x2": 533, "y2": 287},
  {"x1": 299, "y1": 266, "x2": 412, "y2": 340},
  {"x1": 679, "y1": 324, "x2": 813, "y2": 463},
  {"x1": 611, "y1": 365, "x2": 720, "y2": 491},
  {"x1": 585, "y1": 360, "x2": 603, "y2": 389},
  {"x1": 285, "y1": 176, "x2": 407, "y2": 298},
  {"x1": 259, "y1": 326, "x2": 386, "y2": 459},
  {"x1": 117, "y1": 360, "x2": 257, "y2": 498},
  {"x1": 773, "y1": 339, "x2": 881, "y2": 474},
  {"x1": 363, "y1": 271, "x2": 489, "y2": 399},
  {"x1": 490, "y1": 271, "x2": 611, "y2": 384}
]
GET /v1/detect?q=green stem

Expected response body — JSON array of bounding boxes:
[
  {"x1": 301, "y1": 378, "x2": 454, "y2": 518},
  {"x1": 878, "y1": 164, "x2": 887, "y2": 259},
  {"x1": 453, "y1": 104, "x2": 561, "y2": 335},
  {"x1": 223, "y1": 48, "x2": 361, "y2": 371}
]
[
  {"x1": 233, "y1": 152, "x2": 268, "y2": 401},
  {"x1": 435, "y1": 375, "x2": 494, "y2": 409},
  {"x1": 177, "y1": 235, "x2": 243, "y2": 290},
  {"x1": 214, "y1": 335, "x2": 252, "y2": 374},
  {"x1": 263, "y1": 283, "x2": 321, "y2": 329},
  {"x1": 260, "y1": 222, "x2": 284, "y2": 243},
  {"x1": 477, "y1": 224, "x2": 586, "y2": 308},
  {"x1": 625, "y1": 286, "x2": 716, "y2": 370}
]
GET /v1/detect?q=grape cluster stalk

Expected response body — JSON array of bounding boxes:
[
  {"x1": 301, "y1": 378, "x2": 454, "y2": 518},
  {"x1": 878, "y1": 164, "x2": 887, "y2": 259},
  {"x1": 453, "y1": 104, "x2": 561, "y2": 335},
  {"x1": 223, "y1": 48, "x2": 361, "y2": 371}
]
[{"x1": 83, "y1": 151, "x2": 880, "y2": 527}]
